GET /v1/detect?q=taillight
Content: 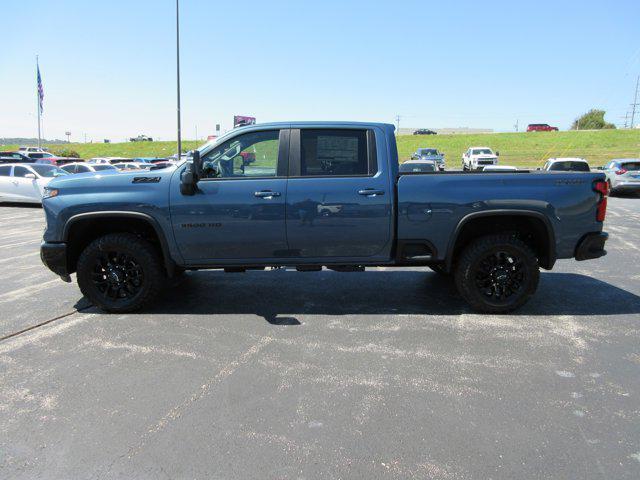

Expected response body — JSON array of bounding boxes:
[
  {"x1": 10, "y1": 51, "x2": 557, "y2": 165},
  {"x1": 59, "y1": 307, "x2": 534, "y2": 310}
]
[
  {"x1": 615, "y1": 168, "x2": 627, "y2": 175},
  {"x1": 593, "y1": 180, "x2": 608, "y2": 222}
]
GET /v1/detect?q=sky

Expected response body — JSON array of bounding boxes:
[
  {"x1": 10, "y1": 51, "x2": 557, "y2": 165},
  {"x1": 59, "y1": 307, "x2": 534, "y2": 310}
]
[{"x1": 1, "y1": 0, "x2": 639, "y2": 142}]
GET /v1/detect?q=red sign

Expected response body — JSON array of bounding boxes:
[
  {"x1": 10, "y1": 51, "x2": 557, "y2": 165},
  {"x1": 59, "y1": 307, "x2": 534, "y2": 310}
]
[{"x1": 233, "y1": 115, "x2": 256, "y2": 128}]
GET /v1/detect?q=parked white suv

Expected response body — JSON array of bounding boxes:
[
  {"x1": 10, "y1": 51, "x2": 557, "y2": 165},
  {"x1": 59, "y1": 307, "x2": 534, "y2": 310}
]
[
  {"x1": 462, "y1": 147, "x2": 499, "y2": 171},
  {"x1": 18, "y1": 146, "x2": 48, "y2": 153}
]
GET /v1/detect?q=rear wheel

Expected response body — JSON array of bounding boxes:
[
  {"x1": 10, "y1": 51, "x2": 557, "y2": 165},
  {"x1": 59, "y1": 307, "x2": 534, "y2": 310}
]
[
  {"x1": 454, "y1": 234, "x2": 539, "y2": 313},
  {"x1": 76, "y1": 233, "x2": 164, "y2": 313}
]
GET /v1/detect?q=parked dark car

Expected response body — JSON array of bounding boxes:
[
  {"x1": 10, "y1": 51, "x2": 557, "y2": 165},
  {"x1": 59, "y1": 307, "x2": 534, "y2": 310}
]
[
  {"x1": 399, "y1": 160, "x2": 437, "y2": 173},
  {"x1": 413, "y1": 129, "x2": 437, "y2": 135},
  {"x1": 527, "y1": 124, "x2": 559, "y2": 132},
  {"x1": 0, "y1": 151, "x2": 31, "y2": 163}
]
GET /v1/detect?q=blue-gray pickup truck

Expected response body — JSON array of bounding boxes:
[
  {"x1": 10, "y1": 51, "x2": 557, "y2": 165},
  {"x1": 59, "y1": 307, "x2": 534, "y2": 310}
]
[{"x1": 40, "y1": 122, "x2": 609, "y2": 314}]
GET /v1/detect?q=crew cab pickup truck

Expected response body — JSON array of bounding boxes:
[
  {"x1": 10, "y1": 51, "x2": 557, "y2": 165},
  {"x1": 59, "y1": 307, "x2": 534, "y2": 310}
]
[
  {"x1": 462, "y1": 147, "x2": 499, "y2": 171},
  {"x1": 40, "y1": 122, "x2": 609, "y2": 314}
]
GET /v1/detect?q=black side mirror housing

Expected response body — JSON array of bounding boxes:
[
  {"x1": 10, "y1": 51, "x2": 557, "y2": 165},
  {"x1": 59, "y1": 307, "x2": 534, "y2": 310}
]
[{"x1": 180, "y1": 150, "x2": 202, "y2": 195}]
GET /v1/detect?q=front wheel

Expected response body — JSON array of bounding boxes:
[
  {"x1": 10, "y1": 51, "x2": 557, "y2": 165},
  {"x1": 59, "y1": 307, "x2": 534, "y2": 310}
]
[
  {"x1": 76, "y1": 233, "x2": 165, "y2": 313},
  {"x1": 454, "y1": 234, "x2": 539, "y2": 313}
]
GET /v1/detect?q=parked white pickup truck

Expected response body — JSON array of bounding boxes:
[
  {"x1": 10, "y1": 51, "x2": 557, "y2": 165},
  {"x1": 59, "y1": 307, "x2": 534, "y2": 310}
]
[{"x1": 462, "y1": 147, "x2": 499, "y2": 171}]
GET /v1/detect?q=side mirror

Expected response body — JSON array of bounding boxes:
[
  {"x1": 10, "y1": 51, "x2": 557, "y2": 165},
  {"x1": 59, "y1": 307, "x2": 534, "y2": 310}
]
[
  {"x1": 180, "y1": 150, "x2": 202, "y2": 196},
  {"x1": 496, "y1": 151, "x2": 500, "y2": 156},
  {"x1": 24, "y1": 173, "x2": 36, "y2": 179}
]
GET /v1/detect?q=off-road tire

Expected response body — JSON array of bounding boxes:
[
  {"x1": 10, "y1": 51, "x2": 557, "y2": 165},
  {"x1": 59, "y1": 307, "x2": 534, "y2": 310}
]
[
  {"x1": 454, "y1": 234, "x2": 539, "y2": 314},
  {"x1": 77, "y1": 233, "x2": 165, "y2": 313}
]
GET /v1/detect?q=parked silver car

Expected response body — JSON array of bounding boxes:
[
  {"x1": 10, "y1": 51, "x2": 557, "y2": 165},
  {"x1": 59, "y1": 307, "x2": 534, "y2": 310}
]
[
  {"x1": 601, "y1": 159, "x2": 640, "y2": 195},
  {"x1": 411, "y1": 148, "x2": 445, "y2": 170}
]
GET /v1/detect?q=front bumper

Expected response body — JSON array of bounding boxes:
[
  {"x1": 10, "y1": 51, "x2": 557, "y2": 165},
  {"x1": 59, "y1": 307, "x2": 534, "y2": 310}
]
[
  {"x1": 41, "y1": 241, "x2": 71, "y2": 282},
  {"x1": 575, "y1": 232, "x2": 608, "y2": 261}
]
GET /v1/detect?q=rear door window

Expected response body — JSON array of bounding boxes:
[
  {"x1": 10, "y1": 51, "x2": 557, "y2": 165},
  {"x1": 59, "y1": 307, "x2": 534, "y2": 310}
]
[
  {"x1": 299, "y1": 129, "x2": 369, "y2": 176},
  {"x1": 0, "y1": 166, "x2": 11, "y2": 176}
]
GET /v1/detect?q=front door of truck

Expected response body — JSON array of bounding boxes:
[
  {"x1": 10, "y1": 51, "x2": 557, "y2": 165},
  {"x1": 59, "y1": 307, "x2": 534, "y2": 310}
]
[
  {"x1": 170, "y1": 129, "x2": 290, "y2": 262},
  {"x1": 284, "y1": 128, "x2": 393, "y2": 260}
]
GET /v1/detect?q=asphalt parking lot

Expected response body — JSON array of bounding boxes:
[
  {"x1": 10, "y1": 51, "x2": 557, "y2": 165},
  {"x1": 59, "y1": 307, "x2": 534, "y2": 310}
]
[{"x1": 1, "y1": 200, "x2": 639, "y2": 479}]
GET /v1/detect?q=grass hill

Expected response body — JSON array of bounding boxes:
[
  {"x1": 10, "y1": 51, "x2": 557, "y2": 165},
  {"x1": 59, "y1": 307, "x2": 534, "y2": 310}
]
[{"x1": 2, "y1": 129, "x2": 638, "y2": 168}]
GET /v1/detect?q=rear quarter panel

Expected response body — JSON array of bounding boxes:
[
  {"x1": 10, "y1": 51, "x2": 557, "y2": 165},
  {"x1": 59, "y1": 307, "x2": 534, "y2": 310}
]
[{"x1": 397, "y1": 172, "x2": 606, "y2": 261}]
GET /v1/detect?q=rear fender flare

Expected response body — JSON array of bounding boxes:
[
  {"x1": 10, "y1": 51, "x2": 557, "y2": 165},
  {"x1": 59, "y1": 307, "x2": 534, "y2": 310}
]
[{"x1": 445, "y1": 209, "x2": 556, "y2": 270}]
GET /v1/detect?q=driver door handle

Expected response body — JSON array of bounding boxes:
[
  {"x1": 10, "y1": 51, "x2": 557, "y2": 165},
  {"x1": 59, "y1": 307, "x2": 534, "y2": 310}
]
[
  {"x1": 357, "y1": 188, "x2": 385, "y2": 197},
  {"x1": 254, "y1": 190, "x2": 281, "y2": 199}
]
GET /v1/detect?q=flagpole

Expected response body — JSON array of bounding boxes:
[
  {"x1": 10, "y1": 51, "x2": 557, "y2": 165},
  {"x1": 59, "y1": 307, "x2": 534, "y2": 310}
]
[
  {"x1": 36, "y1": 55, "x2": 42, "y2": 149},
  {"x1": 176, "y1": 0, "x2": 182, "y2": 159}
]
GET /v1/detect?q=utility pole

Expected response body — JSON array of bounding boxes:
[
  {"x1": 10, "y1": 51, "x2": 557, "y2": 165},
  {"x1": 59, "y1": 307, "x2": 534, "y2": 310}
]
[
  {"x1": 175, "y1": 0, "x2": 182, "y2": 158},
  {"x1": 514, "y1": 119, "x2": 519, "y2": 132},
  {"x1": 395, "y1": 115, "x2": 401, "y2": 135},
  {"x1": 620, "y1": 112, "x2": 630, "y2": 129},
  {"x1": 195, "y1": 125, "x2": 198, "y2": 141},
  {"x1": 630, "y1": 75, "x2": 639, "y2": 129}
]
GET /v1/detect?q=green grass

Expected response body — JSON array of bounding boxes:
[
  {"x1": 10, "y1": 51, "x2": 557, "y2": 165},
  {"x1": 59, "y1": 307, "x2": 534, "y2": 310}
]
[
  {"x1": 397, "y1": 129, "x2": 640, "y2": 168},
  {"x1": 0, "y1": 140, "x2": 201, "y2": 160},
  {"x1": 2, "y1": 129, "x2": 638, "y2": 168}
]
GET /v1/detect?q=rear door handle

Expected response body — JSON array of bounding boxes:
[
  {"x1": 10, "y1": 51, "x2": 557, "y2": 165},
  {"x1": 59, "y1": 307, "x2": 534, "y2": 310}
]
[
  {"x1": 254, "y1": 190, "x2": 281, "y2": 198},
  {"x1": 357, "y1": 188, "x2": 385, "y2": 197}
]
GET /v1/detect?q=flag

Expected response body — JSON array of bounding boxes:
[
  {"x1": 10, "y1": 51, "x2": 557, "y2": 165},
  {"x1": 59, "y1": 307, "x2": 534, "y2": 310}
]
[{"x1": 37, "y1": 63, "x2": 44, "y2": 114}]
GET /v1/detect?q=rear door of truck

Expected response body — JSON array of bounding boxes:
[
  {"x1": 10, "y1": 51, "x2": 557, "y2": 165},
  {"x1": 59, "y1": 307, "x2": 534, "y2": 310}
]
[{"x1": 284, "y1": 127, "x2": 393, "y2": 260}]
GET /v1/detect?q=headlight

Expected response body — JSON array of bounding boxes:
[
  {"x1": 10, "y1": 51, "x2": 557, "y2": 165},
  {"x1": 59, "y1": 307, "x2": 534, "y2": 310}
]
[{"x1": 42, "y1": 187, "x2": 59, "y2": 199}]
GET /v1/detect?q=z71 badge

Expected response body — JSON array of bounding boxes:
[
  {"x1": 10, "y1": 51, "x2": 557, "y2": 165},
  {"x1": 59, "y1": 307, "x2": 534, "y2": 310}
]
[{"x1": 132, "y1": 177, "x2": 161, "y2": 184}]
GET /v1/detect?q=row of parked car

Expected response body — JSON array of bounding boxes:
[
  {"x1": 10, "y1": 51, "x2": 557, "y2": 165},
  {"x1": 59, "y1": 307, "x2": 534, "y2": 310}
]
[
  {"x1": 401, "y1": 147, "x2": 640, "y2": 195},
  {"x1": 0, "y1": 148, "x2": 181, "y2": 204}
]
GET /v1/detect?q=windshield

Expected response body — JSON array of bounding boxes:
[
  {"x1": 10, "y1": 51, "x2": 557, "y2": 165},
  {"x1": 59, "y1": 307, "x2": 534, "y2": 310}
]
[
  {"x1": 30, "y1": 164, "x2": 68, "y2": 177},
  {"x1": 549, "y1": 161, "x2": 590, "y2": 172},
  {"x1": 419, "y1": 149, "x2": 438, "y2": 156},
  {"x1": 400, "y1": 162, "x2": 435, "y2": 173},
  {"x1": 472, "y1": 149, "x2": 493, "y2": 155}
]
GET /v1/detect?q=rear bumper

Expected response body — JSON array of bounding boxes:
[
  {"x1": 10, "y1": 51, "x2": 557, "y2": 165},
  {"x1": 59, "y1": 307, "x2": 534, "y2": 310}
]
[
  {"x1": 611, "y1": 182, "x2": 640, "y2": 192},
  {"x1": 40, "y1": 241, "x2": 71, "y2": 281},
  {"x1": 575, "y1": 232, "x2": 608, "y2": 261}
]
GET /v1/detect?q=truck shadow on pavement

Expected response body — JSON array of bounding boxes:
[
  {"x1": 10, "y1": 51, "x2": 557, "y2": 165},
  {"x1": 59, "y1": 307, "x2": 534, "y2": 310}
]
[{"x1": 82, "y1": 269, "x2": 640, "y2": 323}]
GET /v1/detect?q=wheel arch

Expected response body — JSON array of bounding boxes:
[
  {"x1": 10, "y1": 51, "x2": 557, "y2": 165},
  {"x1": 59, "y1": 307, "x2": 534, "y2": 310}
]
[
  {"x1": 63, "y1": 211, "x2": 176, "y2": 275},
  {"x1": 445, "y1": 210, "x2": 556, "y2": 271}
]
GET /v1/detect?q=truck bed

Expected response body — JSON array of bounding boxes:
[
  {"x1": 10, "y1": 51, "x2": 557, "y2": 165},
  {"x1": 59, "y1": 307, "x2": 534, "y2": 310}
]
[{"x1": 396, "y1": 171, "x2": 605, "y2": 263}]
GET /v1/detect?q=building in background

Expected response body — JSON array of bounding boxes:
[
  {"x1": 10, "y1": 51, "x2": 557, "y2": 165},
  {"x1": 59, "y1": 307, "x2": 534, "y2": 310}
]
[{"x1": 398, "y1": 127, "x2": 494, "y2": 135}]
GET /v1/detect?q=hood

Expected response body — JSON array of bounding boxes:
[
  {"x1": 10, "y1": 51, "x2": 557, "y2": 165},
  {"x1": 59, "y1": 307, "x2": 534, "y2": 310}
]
[{"x1": 48, "y1": 166, "x2": 177, "y2": 191}]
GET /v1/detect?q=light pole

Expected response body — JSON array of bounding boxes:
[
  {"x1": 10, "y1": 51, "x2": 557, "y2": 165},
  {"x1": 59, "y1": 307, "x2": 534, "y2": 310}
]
[{"x1": 176, "y1": 0, "x2": 182, "y2": 158}]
